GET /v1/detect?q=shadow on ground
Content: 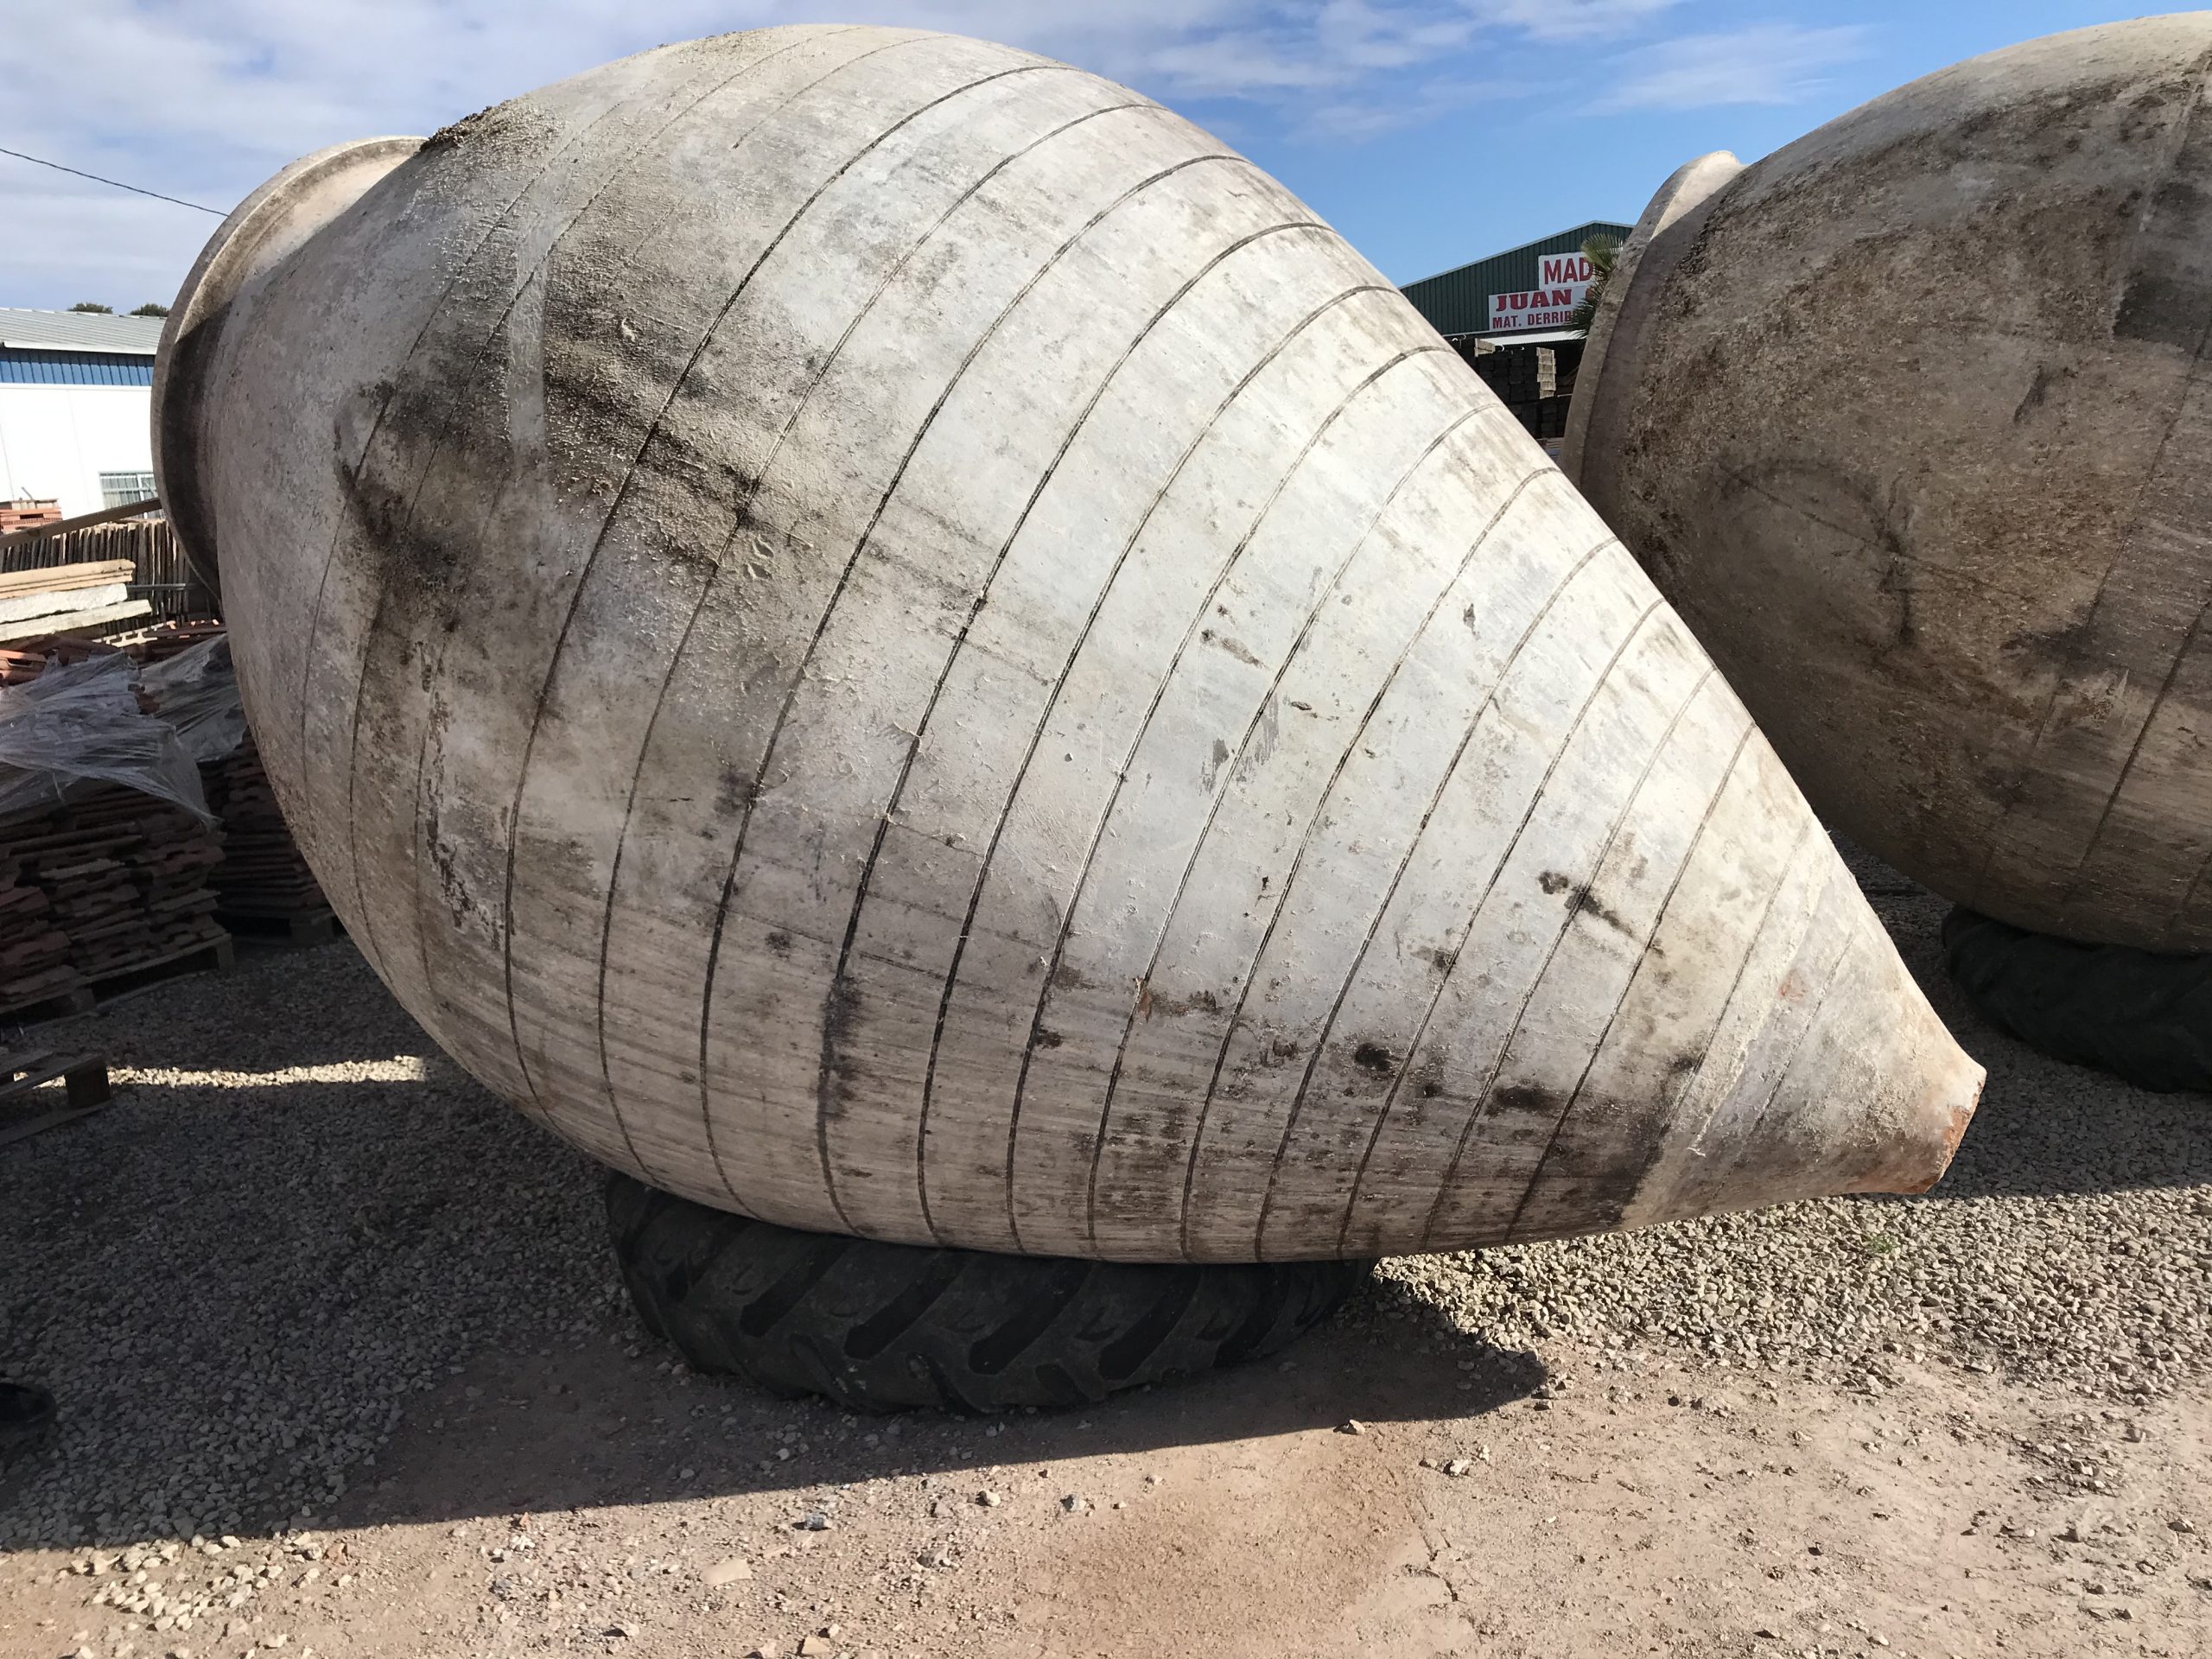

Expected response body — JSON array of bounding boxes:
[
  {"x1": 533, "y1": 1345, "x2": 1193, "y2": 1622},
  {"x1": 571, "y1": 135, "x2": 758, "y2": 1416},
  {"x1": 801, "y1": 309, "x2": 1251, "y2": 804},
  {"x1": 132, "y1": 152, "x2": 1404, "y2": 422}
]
[
  {"x1": 1836, "y1": 838, "x2": 2212, "y2": 1205},
  {"x1": 1, "y1": 1166, "x2": 1541, "y2": 1542},
  {"x1": 0, "y1": 938, "x2": 1541, "y2": 1548},
  {"x1": 334, "y1": 1297, "x2": 1544, "y2": 1535}
]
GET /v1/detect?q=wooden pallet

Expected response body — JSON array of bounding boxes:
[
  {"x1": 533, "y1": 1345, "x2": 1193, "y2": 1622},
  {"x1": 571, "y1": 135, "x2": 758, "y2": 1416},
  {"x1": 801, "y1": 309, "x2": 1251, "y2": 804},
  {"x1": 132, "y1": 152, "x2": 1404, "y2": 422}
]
[
  {"x1": 0, "y1": 984, "x2": 95, "y2": 1022},
  {"x1": 0, "y1": 935, "x2": 233, "y2": 1025},
  {"x1": 1, "y1": 781, "x2": 232, "y2": 1019},
  {"x1": 0, "y1": 1046, "x2": 111, "y2": 1147},
  {"x1": 203, "y1": 734, "x2": 332, "y2": 924},
  {"x1": 217, "y1": 906, "x2": 343, "y2": 946},
  {"x1": 0, "y1": 597, "x2": 154, "y2": 645}
]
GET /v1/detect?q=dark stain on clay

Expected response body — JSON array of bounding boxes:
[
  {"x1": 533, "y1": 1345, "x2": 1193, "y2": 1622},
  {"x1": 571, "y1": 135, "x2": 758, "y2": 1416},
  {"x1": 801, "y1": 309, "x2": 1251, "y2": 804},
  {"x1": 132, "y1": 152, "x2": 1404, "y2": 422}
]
[
  {"x1": 1137, "y1": 983, "x2": 1224, "y2": 1020},
  {"x1": 765, "y1": 930, "x2": 792, "y2": 957},
  {"x1": 2012, "y1": 362, "x2": 2064, "y2": 423},
  {"x1": 1574, "y1": 887, "x2": 1636, "y2": 938},
  {"x1": 1491, "y1": 1081, "x2": 1557, "y2": 1117},
  {"x1": 1352, "y1": 1040, "x2": 1395, "y2": 1076},
  {"x1": 1200, "y1": 628, "x2": 1264, "y2": 668},
  {"x1": 1539, "y1": 869, "x2": 1637, "y2": 939},
  {"x1": 1031, "y1": 1027, "x2": 1065, "y2": 1050},
  {"x1": 337, "y1": 416, "x2": 485, "y2": 597},
  {"x1": 429, "y1": 830, "x2": 477, "y2": 929},
  {"x1": 1201, "y1": 737, "x2": 1232, "y2": 791},
  {"x1": 815, "y1": 973, "x2": 862, "y2": 1124},
  {"x1": 1877, "y1": 556, "x2": 1918, "y2": 652},
  {"x1": 715, "y1": 767, "x2": 758, "y2": 817},
  {"x1": 2115, "y1": 175, "x2": 2212, "y2": 350},
  {"x1": 1567, "y1": 1066, "x2": 1704, "y2": 1236}
]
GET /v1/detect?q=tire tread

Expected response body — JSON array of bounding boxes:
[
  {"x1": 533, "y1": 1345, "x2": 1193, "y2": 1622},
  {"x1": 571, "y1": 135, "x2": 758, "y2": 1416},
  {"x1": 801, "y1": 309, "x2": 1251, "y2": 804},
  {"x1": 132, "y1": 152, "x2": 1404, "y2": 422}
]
[
  {"x1": 604, "y1": 1175, "x2": 1369, "y2": 1410},
  {"x1": 1942, "y1": 906, "x2": 2212, "y2": 1093}
]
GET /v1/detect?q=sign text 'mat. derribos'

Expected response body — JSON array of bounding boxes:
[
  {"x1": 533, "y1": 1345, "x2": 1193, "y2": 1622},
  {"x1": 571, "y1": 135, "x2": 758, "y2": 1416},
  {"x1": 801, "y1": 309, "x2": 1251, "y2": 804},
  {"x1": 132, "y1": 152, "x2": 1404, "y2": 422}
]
[{"x1": 1488, "y1": 251, "x2": 1596, "y2": 333}]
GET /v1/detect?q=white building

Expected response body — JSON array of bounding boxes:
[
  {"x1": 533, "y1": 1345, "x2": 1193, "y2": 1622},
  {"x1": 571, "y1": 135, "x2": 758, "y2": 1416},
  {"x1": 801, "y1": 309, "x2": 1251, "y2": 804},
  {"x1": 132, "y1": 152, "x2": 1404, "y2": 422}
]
[{"x1": 0, "y1": 308, "x2": 162, "y2": 520}]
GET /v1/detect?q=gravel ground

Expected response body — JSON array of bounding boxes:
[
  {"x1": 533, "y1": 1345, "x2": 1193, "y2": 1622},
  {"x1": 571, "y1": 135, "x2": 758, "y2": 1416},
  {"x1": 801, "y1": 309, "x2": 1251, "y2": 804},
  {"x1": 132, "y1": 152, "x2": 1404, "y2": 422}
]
[
  {"x1": 0, "y1": 958, "x2": 616, "y2": 1553},
  {"x1": 1386, "y1": 870, "x2": 2212, "y2": 1399},
  {"x1": 0, "y1": 848, "x2": 2208, "y2": 1657}
]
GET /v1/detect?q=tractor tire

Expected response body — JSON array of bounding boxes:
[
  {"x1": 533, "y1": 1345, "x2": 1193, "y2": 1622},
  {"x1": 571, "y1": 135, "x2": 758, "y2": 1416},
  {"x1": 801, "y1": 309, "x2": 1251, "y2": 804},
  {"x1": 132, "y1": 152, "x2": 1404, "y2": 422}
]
[
  {"x1": 1942, "y1": 906, "x2": 2212, "y2": 1093},
  {"x1": 604, "y1": 1174, "x2": 1371, "y2": 1412}
]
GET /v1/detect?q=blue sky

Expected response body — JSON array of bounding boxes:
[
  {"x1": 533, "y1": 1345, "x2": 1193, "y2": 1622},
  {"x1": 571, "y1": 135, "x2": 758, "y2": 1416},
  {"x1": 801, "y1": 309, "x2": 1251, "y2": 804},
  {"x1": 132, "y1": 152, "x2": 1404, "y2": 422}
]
[{"x1": 0, "y1": 1, "x2": 2177, "y2": 310}]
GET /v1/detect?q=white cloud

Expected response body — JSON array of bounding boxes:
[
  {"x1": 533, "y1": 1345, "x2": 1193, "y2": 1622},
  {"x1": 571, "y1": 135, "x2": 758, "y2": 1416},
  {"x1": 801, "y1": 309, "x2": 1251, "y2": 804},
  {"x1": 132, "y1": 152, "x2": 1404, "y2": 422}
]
[
  {"x1": 0, "y1": 186, "x2": 201, "y2": 309},
  {"x1": 1309, "y1": 74, "x2": 1549, "y2": 141},
  {"x1": 1477, "y1": 0, "x2": 1681, "y2": 44},
  {"x1": 1602, "y1": 22, "x2": 1872, "y2": 111},
  {"x1": 0, "y1": 1, "x2": 1827, "y2": 307}
]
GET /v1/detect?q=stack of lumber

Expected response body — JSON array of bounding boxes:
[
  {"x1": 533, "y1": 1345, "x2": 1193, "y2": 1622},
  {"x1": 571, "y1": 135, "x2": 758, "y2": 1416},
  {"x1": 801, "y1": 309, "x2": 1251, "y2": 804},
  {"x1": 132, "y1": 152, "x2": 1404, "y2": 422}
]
[
  {"x1": 1, "y1": 623, "x2": 224, "y2": 686},
  {"x1": 0, "y1": 559, "x2": 150, "y2": 645},
  {"x1": 202, "y1": 735, "x2": 330, "y2": 923},
  {"x1": 129, "y1": 628, "x2": 334, "y2": 932},
  {"x1": 3, "y1": 629, "x2": 332, "y2": 940},
  {"x1": 2, "y1": 639, "x2": 137, "y2": 689},
  {"x1": 3, "y1": 516, "x2": 213, "y2": 625},
  {"x1": 0, "y1": 644, "x2": 153, "y2": 703},
  {"x1": 0, "y1": 785, "x2": 227, "y2": 1017},
  {"x1": 113, "y1": 619, "x2": 228, "y2": 663},
  {"x1": 0, "y1": 860, "x2": 79, "y2": 1009},
  {"x1": 3, "y1": 625, "x2": 331, "y2": 952},
  {"x1": 0, "y1": 499, "x2": 61, "y2": 535},
  {"x1": 0, "y1": 646, "x2": 54, "y2": 687}
]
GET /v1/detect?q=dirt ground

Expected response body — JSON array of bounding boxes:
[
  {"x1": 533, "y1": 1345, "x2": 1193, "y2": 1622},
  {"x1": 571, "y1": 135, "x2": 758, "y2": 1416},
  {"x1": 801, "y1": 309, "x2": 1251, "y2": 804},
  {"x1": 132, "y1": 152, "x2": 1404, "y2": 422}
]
[
  {"x1": 3, "y1": 1291, "x2": 2207, "y2": 1657},
  {"x1": 2, "y1": 872, "x2": 2209, "y2": 1658}
]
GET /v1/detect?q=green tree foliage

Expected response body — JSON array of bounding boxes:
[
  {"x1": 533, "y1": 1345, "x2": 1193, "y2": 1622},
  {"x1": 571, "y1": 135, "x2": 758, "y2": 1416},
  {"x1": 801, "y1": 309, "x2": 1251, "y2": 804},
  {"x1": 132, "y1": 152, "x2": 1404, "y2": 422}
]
[
  {"x1": 129, "y1": 302, "x2": 170, "y2": 318},
  {"x1": 1568, "y1": 236, "x2": 1622, "y2": 338},
  {"x1": 67, "y1": 301, "x2": 113, "y2": 314}
]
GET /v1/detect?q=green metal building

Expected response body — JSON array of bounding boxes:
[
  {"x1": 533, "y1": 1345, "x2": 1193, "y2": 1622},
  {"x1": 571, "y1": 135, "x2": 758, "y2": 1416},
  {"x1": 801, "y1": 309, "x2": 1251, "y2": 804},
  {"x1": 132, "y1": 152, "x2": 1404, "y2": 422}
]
[{"x1": 1400, "y1": 222, "x2": 1631, "y2": 340}]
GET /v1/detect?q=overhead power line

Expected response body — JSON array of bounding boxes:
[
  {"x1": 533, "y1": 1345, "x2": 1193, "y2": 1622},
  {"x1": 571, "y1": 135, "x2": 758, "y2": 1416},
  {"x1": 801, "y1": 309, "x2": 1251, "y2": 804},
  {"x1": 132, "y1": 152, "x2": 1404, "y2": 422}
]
[{"x1": 0, "y1": 145, "x2": 223, "y2": 215}]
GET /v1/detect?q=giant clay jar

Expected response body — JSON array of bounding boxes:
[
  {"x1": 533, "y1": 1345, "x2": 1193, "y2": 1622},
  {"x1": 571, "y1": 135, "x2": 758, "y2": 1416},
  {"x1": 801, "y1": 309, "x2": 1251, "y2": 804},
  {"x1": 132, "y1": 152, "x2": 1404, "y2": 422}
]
[
  {"x1": 1566, "y1": 15, "x2": 2212, "y2": 953},
  {"x1": 155, "y1": 25, "x2": 1980, "y2": 1261}
]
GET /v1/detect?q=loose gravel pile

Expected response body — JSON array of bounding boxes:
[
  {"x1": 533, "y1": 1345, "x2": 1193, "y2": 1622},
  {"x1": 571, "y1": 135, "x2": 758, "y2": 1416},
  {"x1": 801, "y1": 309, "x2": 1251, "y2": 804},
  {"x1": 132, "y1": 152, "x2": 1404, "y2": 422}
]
[
  {"x1": 1385, "y1": 869, "x2": 2212, "y2": 1400},
  {"x1": 2, "y1": 848, "x2": 2206, "y2": 1558},
  {"x1": 0, "y1": 953, "x2": 614, "y2": 1553}
]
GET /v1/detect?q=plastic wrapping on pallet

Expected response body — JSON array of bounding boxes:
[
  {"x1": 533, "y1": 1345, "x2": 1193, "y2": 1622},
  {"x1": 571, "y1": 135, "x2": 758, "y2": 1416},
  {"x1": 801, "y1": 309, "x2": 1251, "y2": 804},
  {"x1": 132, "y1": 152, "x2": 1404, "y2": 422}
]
[
  {"x1": 0, "y1": 653, "x2": 213, "y2": 823},
  {"x1": 138, "y1": 632, "x2": 247, "y2": 766}
]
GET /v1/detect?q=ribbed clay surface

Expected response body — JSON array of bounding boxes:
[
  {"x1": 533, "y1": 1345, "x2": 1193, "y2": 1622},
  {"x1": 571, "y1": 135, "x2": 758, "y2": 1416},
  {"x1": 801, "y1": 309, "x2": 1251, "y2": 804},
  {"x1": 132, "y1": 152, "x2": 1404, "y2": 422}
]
[{"x1": 160, "y1": 26, "x2": 1980, "y2": 1259}]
